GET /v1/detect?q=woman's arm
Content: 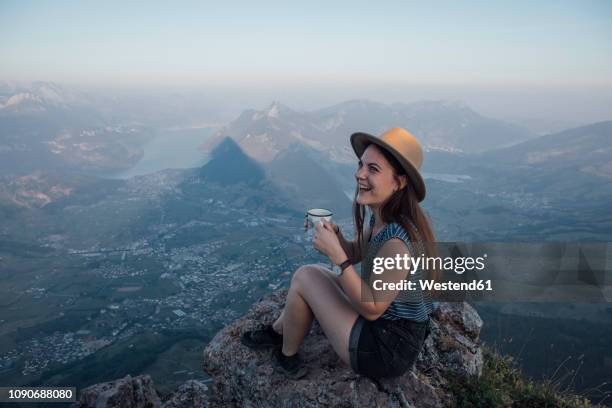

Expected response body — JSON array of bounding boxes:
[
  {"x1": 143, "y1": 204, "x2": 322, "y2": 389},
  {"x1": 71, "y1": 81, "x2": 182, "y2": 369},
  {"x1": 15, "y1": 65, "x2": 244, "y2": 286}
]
[
  {"x1": 335, "y1": 228, "x2": 357, "y2": 264},
  {"x1": 337, "y1": 238, "x2": 410, "y2": 321},
  {"x1": 315, "y1": 221, "x2": 401, "y2": 321},
  {"x1": 333, "y1": 223, "x2": 369, "y2": 265}
]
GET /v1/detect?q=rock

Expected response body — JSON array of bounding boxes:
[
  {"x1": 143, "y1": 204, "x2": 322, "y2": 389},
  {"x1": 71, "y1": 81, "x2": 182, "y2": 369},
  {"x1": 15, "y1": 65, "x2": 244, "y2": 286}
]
[
  {"x1": 418, "y1": 302, "x2": 484, "y2": 379},
  {"x1": 72, "y1": 374, "x2": 161, "y2": 408},
  {"x1": 202, "y1": 289, "x2": 483, "y2": 407},
  {"x1": 162, "y1": 380, "x2": 210, "y2": 408},
  {"x1": 434, "y1": 302, "x2": 483, "y2": 339},
  {"x1": 74, "y1": 288, "x2": 483, "y2": 408},
  {"x1": 72, "y1": 376, "x2": 211, "y2": 408}
]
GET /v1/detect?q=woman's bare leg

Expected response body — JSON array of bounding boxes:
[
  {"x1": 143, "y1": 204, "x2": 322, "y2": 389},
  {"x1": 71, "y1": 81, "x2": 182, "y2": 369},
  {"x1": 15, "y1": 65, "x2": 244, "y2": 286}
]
[
  {"x1": 272, "y1": 267, "x2": 344, "y2": 336},
  {"x1": 280, "y1": 284, "x2": 315, "y2": 356},
  {"x1": 275, "y1": 264, "x2": 360, "y2": 365}
]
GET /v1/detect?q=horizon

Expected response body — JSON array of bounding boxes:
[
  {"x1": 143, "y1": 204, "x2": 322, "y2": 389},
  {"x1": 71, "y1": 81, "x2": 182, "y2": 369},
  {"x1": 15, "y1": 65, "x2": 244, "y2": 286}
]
[{"x1": 3, "y1": 79, "x2": 612, "y2": 127}]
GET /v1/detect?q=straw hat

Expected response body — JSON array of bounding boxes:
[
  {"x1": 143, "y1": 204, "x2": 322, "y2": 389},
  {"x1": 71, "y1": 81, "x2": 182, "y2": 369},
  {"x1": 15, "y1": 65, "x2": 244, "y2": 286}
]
[{"x1": 350, "y1": 127, "x2": 426, "y2": 202}]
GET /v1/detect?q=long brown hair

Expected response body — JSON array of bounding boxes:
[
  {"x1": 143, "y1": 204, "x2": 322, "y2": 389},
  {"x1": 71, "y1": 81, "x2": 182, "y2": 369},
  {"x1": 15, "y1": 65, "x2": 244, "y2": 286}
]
[{"x1": 353, "y1": 143, "x2": 439, "y2": 281}]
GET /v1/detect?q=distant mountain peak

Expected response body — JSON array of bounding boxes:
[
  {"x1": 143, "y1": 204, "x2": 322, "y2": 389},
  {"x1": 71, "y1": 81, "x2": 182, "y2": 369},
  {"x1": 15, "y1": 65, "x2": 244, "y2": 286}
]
[
  {"x1": 199, "y1": 136, "x2": 265, "y2": 185},
  {"x1": 266, "y1": 101, "x2": 281, "y2": 118},
  {"x1": 1, "y1": 92, "x2": 43, "y2": 110},
  {"x1": 249, "y1": 101, "x2": 294, "y2": 121},
  {"x1": 210, "y1": 136, "x2": 242, "y2": 157},
  {"x1": 0, "y1": 81, "x2": 71, "y2": 112}
]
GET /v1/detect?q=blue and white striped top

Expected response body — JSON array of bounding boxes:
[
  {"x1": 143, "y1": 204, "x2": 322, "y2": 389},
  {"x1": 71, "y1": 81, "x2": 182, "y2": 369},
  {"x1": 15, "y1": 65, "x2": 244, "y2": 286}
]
[{"x1": 362, "y1": 215, "x2": 436, "y2": 322}]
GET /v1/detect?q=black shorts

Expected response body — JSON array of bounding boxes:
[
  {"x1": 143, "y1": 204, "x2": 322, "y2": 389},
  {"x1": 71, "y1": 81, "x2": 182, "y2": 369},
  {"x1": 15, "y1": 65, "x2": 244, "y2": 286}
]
[{"x1": 348, "y1": 315, "x2": 429, "y2": 379}]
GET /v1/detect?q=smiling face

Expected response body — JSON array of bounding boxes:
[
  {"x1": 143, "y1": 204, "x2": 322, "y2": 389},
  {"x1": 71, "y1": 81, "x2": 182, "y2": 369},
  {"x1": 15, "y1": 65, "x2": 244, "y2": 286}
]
[{"x1": 355, "y1": 144, "x2": 407, "y2": 209}]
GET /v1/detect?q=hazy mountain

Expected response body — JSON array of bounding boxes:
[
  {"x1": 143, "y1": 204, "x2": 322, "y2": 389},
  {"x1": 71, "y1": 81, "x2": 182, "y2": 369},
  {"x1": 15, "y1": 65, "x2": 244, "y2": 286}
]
[
  {"x1": 0, "y1": 82, "x2": 152, "y2": 174},
  {"x1": 419, "y1": 121, "x2": 612, "y2": 240},
  {"x1": 0, "y1": 81, "x2": 84, "y2": 113},
  {"x1": 195, "y1": 138, "x2": 350, "y2": 217},
  {"x1": 500, "y1": 116, "x2": 585, "y2": 135},
  {"x1": 487, "y1": 121, "x2": 612, "y2": 179},
  {"x1": 0, "y1": 172, "x2": 91, "y2": 209},
  {"x1": 200, "y1": 101, "x2": 329, "y2": 163},
  {"x1": 266, "y1": 144, "x2": 352, "y2": 218},
  {"x1": 198, "y1": 137, "x2": 265, "y2": 186},
  {"x1": 0, "y1": 170, "x2": 127, "y2": 229},
  {"x1": 475, "y1": 121, "x2": 612, "y2": 213},
  {"x1": 389, "y1": 100, "x2": 533, "y2": 152},
  {"x1": 312, "y1": 99, "x2": 533, "y2": 153},
  {"x1": 201, "y1": 99, "x2": 533, "y2": 164}
]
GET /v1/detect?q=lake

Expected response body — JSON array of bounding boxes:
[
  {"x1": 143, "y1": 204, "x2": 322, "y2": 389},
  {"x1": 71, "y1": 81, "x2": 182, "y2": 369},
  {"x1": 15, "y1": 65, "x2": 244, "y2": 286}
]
[{"x1": 106, "y1": 126, "x2": 218, "y2": 179}]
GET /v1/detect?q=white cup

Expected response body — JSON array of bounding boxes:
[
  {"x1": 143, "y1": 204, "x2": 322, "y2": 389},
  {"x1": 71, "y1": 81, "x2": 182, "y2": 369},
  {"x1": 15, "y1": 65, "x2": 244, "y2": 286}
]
[
  {"x1": 305, "y1": 208, "x2": 333, "y2": 231},
  {"x1": 305, "y1": 208, "x2": 336, "y2": 270}
]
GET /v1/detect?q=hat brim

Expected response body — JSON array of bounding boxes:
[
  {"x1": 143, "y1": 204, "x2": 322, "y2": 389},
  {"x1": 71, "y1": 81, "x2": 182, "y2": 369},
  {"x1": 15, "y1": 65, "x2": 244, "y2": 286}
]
[{"x1": 350, "y1": 132, "x2": 426, "y2": 202}]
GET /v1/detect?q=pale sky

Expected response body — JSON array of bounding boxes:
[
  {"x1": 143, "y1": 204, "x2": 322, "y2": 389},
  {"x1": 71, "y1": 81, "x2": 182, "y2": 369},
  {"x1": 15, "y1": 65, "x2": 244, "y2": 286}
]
[{"x1": 1, "y1": 0, "x2": 611, "y2": 86}]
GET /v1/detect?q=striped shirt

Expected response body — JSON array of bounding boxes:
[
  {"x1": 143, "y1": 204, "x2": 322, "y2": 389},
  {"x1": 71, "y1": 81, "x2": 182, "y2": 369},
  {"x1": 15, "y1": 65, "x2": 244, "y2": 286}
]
[{"x1": 361, "y1": 215, "x2": 435, "y2": 322}]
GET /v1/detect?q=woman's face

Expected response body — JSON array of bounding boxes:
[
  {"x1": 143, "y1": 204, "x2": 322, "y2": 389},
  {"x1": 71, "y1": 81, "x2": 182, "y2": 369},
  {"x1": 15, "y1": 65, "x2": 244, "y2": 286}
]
[{"x1": 355, "y1": 144, "x2": 406, "y2": 208}]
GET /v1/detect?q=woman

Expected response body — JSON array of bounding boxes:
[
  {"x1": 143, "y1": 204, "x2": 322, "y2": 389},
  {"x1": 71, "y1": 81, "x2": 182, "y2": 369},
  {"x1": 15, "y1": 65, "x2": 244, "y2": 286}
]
[{"x1": 242, "y1": 127, "x2": 436, "y2": 380}]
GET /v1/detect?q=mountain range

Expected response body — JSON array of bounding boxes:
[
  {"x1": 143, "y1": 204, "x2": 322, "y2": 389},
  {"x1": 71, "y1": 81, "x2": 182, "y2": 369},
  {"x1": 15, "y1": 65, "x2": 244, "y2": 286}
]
[
  {"x1": 201, "y1": 99, "x2": 534, "y2": 164},
  {"x1": 487, "y1": 120, "x2": 612, "y2": 178},
  {"x1": 196, "y1": 137, "x2": 351, "y2": 217},
  {"x1": 0, "y1": 83, "x2": 152, "y2": 174}
]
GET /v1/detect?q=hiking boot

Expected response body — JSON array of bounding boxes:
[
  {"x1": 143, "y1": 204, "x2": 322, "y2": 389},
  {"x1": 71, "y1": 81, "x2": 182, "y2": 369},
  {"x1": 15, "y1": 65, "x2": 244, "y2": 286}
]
[
  {"x1": 241, "y1": 324, "x2": 283, "y2": 350},
  {"x1": 270, "y1": 346, "x2": 308, "y2": 379}
]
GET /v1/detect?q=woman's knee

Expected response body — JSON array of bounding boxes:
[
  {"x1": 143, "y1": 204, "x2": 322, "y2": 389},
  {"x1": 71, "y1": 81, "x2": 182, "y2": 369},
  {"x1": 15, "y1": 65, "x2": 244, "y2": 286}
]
[{"x1": 291, "y1": 264, "x2": 322, "y2": 288}]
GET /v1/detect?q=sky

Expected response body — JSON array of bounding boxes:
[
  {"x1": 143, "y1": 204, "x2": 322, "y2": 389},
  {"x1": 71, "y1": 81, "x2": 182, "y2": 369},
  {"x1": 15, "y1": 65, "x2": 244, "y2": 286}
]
[{"x1": 1, "y1": 0, "x2": 612, "y2": 123}]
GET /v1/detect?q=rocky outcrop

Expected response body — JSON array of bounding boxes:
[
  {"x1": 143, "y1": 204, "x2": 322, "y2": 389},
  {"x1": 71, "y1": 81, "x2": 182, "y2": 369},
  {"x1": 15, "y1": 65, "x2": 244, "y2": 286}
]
[
  {"x1": 73, "y1": 288, "x2": 483, "y2": 408},
  {"x1": 162, "y1": 380, "x2": 210, "y2": 408},
  {"x1": 72, "y1": 375, "x2": 210, "y2": 408},
  {"x1": 202, "y1": 289, "x2": 483, "y2": 408},
  {"x1": 73, "y1": 374, "x2": 162, "y2": 408}
]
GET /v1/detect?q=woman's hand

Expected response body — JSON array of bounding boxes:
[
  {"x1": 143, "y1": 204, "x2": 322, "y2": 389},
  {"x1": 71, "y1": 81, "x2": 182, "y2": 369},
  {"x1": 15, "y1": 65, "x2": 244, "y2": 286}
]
[
  {"x1": 313, "y1": 220, "x2": 348, "y2": 266},
  {"x1": 304, "y1": 216, "x2": 340, "y2": 234}
]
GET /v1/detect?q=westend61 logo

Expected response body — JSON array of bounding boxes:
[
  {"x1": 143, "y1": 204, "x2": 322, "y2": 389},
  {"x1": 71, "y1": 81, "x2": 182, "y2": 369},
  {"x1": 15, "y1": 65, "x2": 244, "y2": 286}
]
[
  {"x1": 365, "y1": 243, "x2": 611, "y2": 302},
  {"x1": 370, "y1": 253, "x2": 491, "y2": 294},
  {"x1": 372, "y1": 254, "x2": 488, "y2": 275}
]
